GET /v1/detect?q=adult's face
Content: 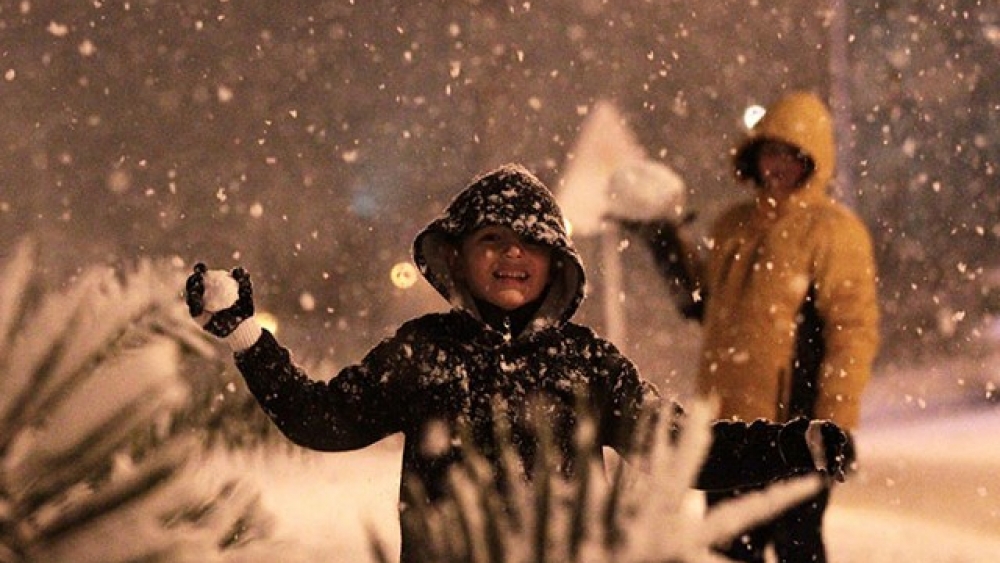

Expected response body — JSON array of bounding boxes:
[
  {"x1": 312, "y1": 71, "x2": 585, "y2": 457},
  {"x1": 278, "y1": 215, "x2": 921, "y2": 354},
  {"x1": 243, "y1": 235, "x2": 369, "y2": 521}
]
[{"x1": 757, "y1": 141, "x2": 810, "y2": 202}]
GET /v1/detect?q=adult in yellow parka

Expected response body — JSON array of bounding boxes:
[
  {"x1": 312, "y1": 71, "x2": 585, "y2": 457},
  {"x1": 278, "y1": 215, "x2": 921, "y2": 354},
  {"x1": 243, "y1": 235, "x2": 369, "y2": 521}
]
[{"x1": 618, "y1": 91, "x2": 880, "y2": 563}]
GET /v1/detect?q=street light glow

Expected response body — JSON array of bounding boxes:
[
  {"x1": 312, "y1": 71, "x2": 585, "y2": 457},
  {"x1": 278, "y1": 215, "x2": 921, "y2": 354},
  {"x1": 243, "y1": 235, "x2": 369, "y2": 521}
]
[
  {"x1": 391, "y1": 262, "x2": 419, "y2": 289},
  {"x1": 743, "y1": 105, "x2": 766, "y2": 129},
  {"x1": 256, "y1": 311, "x2": 279, "y2": 334}
]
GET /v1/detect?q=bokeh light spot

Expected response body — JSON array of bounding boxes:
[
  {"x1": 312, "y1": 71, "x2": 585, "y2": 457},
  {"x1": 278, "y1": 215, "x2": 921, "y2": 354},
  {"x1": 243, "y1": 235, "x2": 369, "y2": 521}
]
[{"x1": 391, "y1": 262, "x2": 419, "y2": 289}]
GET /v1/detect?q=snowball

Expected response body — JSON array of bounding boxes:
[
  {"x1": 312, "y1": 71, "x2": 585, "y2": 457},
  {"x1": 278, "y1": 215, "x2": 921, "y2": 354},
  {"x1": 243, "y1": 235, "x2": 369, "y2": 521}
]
[
  {"x1": 605, "y1": 159, "x2": 686, "y2": 222},
  {"x1": 202, "y1": 269, "x2": 239, "y2": 313}
]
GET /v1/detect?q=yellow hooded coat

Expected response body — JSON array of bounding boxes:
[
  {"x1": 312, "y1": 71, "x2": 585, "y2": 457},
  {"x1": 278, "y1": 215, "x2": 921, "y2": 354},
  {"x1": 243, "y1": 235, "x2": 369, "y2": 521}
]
[{"x1": 697, "y1": 92, "x2": 879, "y2": 430}]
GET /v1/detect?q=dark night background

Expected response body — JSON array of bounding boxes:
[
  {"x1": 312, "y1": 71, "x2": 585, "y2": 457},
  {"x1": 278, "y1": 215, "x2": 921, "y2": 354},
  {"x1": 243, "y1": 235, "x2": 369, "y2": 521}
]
[{"x1": 1, "y1": 0, "x2": 998, "y2": 395}]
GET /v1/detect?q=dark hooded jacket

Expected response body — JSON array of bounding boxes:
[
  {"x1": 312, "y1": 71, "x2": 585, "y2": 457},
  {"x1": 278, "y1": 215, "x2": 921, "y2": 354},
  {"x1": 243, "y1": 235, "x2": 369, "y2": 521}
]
[{"x1": 231, "y1": 164, "x2": 829, "y2": 563}]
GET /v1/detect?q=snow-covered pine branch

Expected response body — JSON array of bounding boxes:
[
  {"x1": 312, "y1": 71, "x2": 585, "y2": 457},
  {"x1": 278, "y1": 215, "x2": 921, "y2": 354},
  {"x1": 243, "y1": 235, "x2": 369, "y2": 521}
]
[
  {"x1": 379, "y1": 398, "x2": 821, "y2": 563},
  {"x1": 0, "y1": 239, "x2": 276, "y2": 563}
]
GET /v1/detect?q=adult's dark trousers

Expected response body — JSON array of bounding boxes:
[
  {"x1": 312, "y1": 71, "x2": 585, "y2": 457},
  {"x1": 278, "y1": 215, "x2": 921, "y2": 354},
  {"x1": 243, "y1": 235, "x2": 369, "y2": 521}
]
[{"x1": 706, "y1": 483, "x2": 831, "y2": 563}]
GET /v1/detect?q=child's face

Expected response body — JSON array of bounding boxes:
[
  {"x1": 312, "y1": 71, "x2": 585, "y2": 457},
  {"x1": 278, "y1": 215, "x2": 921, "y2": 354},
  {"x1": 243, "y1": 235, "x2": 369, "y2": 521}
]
[{"x1": 453, "y1": 225, "x2": 553, "y2": 311}]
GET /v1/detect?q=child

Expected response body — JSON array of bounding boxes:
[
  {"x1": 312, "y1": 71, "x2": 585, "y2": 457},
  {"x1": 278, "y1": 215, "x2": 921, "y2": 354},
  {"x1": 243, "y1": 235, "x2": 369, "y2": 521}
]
[{"x1": 185, "y1": 163, "x2": 848, "y2": 563}]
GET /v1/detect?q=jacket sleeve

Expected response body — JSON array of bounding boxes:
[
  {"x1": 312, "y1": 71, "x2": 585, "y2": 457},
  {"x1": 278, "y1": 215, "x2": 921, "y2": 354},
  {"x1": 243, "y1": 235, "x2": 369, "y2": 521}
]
[
  {"x1": 233, "y1": 327, "x2": 415, "y2": 451},
  {"x1": 696, "y1": 419, "x2": 813, "y2": 491},
  {"x1": 585, "y1": 335, "x2": 664, "y2": 453},
  {"x1": 604, "y1": 387, "x2": 820, "y2": 490},
  {"x1": 584, "y1": 331, "x2": 824, "y2": 490},
  {"x1": 627, "y1": 219, "x2": 706, "y2": 321},
  {"x1": 812, "y1": 213, "x2": 880, "y2": 429}
]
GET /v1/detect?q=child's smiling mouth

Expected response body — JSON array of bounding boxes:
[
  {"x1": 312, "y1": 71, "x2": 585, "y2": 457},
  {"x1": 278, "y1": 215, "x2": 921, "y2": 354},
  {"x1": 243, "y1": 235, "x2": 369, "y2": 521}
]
[
  {"x1": 493, "y1": 270, "x2": 531, "y2": 284},
  {"x1": 494, "y1": 270, "x2": 529, "y2": 281}
]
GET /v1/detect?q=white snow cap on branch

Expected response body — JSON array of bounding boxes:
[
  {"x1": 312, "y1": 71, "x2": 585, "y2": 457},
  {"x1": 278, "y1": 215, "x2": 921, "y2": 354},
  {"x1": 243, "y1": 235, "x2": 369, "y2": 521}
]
[{"x1": 558, "y1": 100, "x2": 685, "y2": 236}]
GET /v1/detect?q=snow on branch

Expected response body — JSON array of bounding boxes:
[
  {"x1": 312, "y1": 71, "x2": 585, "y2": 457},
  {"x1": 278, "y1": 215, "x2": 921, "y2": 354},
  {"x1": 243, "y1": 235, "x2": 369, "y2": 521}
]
[{"x1": 375, "y1": 399, "x2": 821, "y2": 563}]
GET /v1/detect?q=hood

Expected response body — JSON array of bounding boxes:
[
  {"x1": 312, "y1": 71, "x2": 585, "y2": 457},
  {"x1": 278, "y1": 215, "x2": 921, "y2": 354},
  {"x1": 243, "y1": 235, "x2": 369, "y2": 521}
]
[
  {"x1": 413, "y1": 163, "x2": 586, "y2": 330},
  {"x1": 733, "y1": 91, "x2": 836, "y2": 200}
]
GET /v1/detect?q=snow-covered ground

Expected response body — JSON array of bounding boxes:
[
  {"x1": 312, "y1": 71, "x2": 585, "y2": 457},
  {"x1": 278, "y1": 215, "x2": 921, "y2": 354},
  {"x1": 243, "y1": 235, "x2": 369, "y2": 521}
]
[
  {"x1": 827, "y1": 406, "x2": 1000, "y2": 562},
  {"x1": 214, "y1": 357, "x2": 1000, "y2": 563}
]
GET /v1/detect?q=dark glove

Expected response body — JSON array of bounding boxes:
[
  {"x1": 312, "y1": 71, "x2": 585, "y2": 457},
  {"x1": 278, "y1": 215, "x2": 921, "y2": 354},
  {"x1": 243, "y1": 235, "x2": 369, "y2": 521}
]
[
  {"x1": 185, "y1": 263, "x2": 255, "y2": 338},
  {"x1": 778, "y1": 417, "x2": 854, "y2": 482}
]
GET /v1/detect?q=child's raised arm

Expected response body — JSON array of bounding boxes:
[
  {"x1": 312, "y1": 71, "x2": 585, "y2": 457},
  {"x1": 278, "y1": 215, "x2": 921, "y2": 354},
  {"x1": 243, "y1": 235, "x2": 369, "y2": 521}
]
[{"x1": 184, "y1": 263, "x2": 408, "y2": 451}]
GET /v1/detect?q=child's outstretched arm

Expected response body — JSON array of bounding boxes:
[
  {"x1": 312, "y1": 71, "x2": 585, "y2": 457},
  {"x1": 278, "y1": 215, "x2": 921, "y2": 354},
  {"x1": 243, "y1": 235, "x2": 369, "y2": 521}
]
[{"x1": 590, "y1": 337, "x2": 850, "y2": 491}]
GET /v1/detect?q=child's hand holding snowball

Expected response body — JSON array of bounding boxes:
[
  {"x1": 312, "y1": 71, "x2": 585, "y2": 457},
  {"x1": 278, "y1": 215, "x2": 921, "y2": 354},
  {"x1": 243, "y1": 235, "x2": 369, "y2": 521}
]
[{"x1": 185, "y1": 263, "x2": 262, "y2": 350}]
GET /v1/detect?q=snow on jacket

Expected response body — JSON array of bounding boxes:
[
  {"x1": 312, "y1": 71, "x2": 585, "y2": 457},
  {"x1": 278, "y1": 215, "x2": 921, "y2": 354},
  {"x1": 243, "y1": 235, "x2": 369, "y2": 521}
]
[
  {"x1": 230, "y1": 164, "x2": 827, "y2": 562},
  {"x1": 698, "y1": 92, "x2": 880, "y2": 429}
]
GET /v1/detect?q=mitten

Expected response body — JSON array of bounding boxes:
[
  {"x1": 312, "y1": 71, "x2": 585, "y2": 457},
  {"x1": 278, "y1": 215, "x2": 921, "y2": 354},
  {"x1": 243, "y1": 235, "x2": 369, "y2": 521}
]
[
  {"x1": 185, "y1": 263, "x2": 262, "y2": 350},
  {"x1": 778, "y1": 417, "x2": 852, "y2": 482}
]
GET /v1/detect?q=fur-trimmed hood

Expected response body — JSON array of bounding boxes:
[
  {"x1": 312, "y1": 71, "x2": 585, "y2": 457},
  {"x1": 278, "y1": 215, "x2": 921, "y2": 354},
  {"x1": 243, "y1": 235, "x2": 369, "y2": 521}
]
[{"x1": 412, "y1": 164, "x2": 586, "y2": 331}]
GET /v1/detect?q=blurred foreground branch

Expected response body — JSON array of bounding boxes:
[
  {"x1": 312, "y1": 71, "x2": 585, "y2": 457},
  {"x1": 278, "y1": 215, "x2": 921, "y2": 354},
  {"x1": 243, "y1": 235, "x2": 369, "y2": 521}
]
[
  {"x1": 0, "y1": 238, "x2": 275, "y2": 563},
  {"x1": 375, "y1": 400, "x2": 822, "y2": 563}
]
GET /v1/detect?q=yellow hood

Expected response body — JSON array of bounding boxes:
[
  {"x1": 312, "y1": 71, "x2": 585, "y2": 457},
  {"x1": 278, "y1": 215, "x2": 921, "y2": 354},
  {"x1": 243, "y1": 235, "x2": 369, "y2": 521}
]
[{"x1": 736, "y1": 91, "x2": 836, "y2": 200}]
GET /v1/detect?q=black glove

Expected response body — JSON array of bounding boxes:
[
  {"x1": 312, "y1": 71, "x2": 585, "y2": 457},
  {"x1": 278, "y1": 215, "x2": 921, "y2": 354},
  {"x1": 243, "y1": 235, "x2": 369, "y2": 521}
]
[
  {"x1": 185, "y1": 263, "x2": 255, "y2": 338},
  {"x1": 778, "y1": 417, "x2": 854, "y2": 482}
]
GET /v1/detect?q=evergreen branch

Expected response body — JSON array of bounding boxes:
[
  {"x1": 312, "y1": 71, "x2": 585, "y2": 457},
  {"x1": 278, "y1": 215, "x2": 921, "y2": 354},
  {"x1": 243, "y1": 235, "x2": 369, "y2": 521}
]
[
  {"x1": 5, "y1": 337, "x2": 188, "y2": 509},
  {"x1": 17, "y1": 273, "x2": 166, "y2": 432},
  {"x1": 0, "y1": 247, "x2": 280, "y2": 562},
  {"x1": 23, "y1": 438, "x2": 194, "y2": 545},
  {"x1": 394, "y1": 398, "x2": 824, "y2": 563},
  {"x1": 0, "y1": 267, "x2": 178, "y2": 452},
  {"x1": 0, "y1": 238, "x2": 35, "y2": 364}
]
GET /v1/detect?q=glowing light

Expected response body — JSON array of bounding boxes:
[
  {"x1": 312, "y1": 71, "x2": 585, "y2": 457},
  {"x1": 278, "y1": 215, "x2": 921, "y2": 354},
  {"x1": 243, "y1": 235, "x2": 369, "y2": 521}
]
[
  {"x1": 256, "y1": 311, "x2": 279, "y2": 334},
  {"x1": 391, "y1": 262, "x2": 419, "y2": 289},
  {"x1": 743, "y1": 105, "x2": 766, "y2": 130}
]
